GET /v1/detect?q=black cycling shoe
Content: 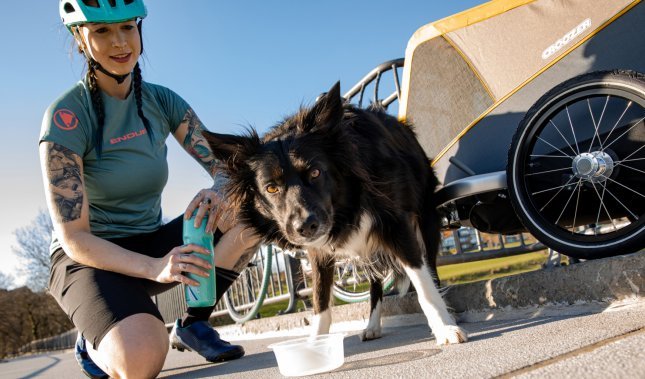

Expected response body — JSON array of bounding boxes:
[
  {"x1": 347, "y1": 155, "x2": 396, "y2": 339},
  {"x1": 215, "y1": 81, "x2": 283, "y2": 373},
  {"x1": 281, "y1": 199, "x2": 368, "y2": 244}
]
[
  {"x1": 169, "y1": 319, "x2": 245, "y2": 362},
  {"x1": 74, "y1": 333, "x2": 109, "y2": 379}
]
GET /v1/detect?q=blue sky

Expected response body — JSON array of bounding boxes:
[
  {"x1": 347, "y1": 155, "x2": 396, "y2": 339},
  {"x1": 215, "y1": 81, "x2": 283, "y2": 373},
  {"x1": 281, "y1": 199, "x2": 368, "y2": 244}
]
[{"x1": 0, "y1": 1, "x2": 484, "y2": 286}]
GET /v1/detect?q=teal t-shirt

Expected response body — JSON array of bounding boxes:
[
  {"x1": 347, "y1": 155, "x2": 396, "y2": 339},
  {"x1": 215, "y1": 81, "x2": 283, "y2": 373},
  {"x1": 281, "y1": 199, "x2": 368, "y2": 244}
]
[{"x1": 40, "y1": 79, "x2": 191, "y2": 251}]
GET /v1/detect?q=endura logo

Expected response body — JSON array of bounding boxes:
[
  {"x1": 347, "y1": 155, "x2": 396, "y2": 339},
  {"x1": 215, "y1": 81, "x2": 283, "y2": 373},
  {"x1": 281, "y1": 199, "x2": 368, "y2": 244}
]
[
  {"x1": 542, "y1": 18, "x2": 591, "y2": 60},
  {"x1": 110, "y1": 128, "x2": 147, "y2": 144}
]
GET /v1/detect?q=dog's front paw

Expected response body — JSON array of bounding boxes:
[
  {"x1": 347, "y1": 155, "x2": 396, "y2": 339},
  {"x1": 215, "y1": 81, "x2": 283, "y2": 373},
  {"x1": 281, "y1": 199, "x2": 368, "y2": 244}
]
[
  {"x1": 433, "y1": 325, "x2": 468, "y2": 345},
  {"x1": 359, "y1": 327, "x2": 382, "y2": 341}
]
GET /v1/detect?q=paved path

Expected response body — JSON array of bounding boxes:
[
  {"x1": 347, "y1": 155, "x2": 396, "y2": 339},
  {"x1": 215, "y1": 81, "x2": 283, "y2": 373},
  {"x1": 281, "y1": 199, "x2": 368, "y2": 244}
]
[
  {"x1": 2, "y1": 251, "x2": 643, "y2": 378},
  {"x1": 2, "y1": 299, "x2": 643, "y2": 378}
]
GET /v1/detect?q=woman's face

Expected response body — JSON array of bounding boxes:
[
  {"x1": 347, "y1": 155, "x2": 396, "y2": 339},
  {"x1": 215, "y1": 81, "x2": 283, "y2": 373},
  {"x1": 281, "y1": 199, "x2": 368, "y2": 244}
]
[{"x1": 77, "y1": 20, "x2": 141, "y2": 76}]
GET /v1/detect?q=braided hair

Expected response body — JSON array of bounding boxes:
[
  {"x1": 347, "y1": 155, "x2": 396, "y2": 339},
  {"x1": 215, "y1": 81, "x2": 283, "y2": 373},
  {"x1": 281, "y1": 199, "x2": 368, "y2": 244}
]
[{"x1": 83, "y1": 21, "x2": 152, "y2": 158}]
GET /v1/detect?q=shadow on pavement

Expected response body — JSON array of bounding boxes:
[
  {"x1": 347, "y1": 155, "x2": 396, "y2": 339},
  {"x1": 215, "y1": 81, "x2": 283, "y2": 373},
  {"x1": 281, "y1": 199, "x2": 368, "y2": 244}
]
[
  {"x1": 159, "y1": 350, "x2": 278, "y2": 378},
  {"x1": 159, "y1": 309, "x2": 600, "y2": 378},
  {"x1": 11, "y1": 355, "x2": 62, "y2": 379}
]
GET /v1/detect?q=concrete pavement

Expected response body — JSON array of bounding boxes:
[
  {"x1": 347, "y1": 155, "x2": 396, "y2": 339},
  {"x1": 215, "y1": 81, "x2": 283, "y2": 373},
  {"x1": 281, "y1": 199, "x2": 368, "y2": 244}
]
[
  {"x1": 2, "y1": 251, "x2": 643, "y2": 378},
  {"x1": 155, "y1": 299, "x2": 645, "y2": 379}
]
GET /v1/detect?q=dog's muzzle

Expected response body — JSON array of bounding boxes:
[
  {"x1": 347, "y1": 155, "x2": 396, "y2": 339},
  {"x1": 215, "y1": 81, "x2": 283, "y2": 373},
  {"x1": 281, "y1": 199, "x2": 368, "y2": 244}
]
[
  {"x1": 293, "y1": 214, "x2": 320, "y2": 238},
  {"x1": 286, "y1": 212, "x2": 331, "y2": 246}
]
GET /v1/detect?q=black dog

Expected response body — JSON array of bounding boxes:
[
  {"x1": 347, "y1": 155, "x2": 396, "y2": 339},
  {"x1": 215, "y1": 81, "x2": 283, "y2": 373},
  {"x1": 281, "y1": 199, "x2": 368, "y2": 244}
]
[{"x1": 204, "y1": 83, "x2": 467, "y2": 344}]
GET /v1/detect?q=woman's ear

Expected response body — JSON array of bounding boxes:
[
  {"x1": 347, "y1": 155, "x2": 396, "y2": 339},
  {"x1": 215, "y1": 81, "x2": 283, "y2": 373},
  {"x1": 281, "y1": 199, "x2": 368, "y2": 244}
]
[{"x1": 71, "y1": 26, "x2": 87, "y2": 54}]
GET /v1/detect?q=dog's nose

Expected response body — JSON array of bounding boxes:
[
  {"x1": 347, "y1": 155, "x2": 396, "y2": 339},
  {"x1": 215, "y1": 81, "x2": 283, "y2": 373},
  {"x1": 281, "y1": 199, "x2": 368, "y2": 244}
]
[{"x1": 295, "y1": 215, "x2": 319, "y2": 238}]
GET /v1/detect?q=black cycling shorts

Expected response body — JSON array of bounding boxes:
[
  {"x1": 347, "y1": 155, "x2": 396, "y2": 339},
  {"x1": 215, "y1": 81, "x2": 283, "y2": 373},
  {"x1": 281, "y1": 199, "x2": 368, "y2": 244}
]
[{"x1": 48, "y1": 216, "x2": 221, "y2": 348}]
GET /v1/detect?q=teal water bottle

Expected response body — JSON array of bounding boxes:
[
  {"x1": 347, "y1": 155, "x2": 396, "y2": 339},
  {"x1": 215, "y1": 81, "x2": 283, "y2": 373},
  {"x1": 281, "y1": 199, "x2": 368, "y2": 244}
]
[{"x1": 182, "y1": 214, "x2": 216, "y2": 307}]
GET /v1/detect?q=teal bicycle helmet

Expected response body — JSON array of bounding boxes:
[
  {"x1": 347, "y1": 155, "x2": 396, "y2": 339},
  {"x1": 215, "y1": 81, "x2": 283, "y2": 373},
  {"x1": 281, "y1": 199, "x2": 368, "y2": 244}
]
[{"x1": 60, "y1": 0, "x2": 147, "y2": 30}]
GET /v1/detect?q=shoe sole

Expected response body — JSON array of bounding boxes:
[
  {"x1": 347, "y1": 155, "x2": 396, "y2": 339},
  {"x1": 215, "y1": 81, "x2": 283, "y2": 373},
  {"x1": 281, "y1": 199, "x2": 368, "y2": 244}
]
[
  {"x1": 80, "y1": 368, "x2": 109, "y2": 379},
  {"x1": 170, "y1": 340, "x2": 245, "y2": 362}
]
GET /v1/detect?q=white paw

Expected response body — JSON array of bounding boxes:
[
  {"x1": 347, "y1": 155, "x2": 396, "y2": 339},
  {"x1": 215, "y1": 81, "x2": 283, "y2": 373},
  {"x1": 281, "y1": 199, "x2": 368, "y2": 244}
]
[
  {"x1": 360, "y1": 327, "x2": 382, "y2": 341},
  {"x1": 433, "y1": 325, "x2": 468, "y2": 345}
]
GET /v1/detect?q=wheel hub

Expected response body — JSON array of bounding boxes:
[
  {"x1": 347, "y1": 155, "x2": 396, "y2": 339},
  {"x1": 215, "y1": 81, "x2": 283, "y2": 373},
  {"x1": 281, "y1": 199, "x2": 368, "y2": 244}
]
[{"x1": 572, "y1": 151, "x2": 614, "y2": 183}]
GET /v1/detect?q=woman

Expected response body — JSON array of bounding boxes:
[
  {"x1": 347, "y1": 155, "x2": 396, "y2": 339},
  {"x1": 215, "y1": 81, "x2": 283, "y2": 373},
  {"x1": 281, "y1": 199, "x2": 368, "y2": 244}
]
[{"x1": 40, "y1": 1, "x2": 259, "y2": 378}]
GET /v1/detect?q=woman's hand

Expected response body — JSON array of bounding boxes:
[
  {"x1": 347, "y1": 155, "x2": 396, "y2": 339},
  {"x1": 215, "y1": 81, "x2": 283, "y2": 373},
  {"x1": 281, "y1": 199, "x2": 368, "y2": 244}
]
[
  {"x1": 151, "y1": 244, "x2": 213, "y2": 286},
  {"x1": 184, "y1": 187, "x2": 236, "y2": 234}
]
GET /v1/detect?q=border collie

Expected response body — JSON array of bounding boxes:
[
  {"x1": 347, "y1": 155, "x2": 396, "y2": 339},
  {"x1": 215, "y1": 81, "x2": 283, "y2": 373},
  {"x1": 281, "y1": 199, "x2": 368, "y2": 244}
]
[{"x1": 204, "y1": 83, "x2": 467, "y2": 345}]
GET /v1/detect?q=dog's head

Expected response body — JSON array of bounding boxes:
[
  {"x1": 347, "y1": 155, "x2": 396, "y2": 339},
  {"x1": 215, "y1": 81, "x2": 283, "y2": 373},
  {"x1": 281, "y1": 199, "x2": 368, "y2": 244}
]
[{"x1": 204, "y1": 82, "x2": 357, "y2": 249}]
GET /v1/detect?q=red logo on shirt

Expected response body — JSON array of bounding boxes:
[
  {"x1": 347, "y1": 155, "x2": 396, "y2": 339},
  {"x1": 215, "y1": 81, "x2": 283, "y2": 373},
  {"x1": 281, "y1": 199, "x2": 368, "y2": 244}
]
[{"x1": 53, "y1": 109, "x2": 79, "y2": 131}]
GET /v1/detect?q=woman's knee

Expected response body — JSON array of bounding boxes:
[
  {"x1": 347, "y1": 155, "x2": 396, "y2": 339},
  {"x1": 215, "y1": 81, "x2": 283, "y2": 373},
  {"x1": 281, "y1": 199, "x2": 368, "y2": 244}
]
[{"x1": 94, "y1": 313, "x2": 168, "y2": 378}]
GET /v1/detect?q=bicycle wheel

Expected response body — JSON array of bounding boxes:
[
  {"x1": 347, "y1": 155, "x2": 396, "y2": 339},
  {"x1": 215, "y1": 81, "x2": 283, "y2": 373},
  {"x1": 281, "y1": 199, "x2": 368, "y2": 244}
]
[
  {"x1": 332, "y1": 261, "x2": 397, "y2": 303},
  {"x1": 223, "y1": 244, "x2": 274, "y2": 323},
  {"x1": 507, "y1": 70, "x2": 645, "y2": 259}
]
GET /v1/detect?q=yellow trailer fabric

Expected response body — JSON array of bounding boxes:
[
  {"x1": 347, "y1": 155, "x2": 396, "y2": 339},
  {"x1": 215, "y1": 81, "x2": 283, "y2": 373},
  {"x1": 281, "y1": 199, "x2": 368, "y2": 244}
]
[{"x1": 447, "y1": 0, "x2": 633, "y2": 99}]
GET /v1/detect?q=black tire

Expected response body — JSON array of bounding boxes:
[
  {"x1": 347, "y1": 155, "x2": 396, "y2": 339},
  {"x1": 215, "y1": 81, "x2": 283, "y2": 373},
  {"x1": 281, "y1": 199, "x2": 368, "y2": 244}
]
[
  {"x1": 223, "y1": 245, "x2": 273, "y2": 323},
  {"x1": 507, "y1": 70, "x2": 645, "y2": 259}
]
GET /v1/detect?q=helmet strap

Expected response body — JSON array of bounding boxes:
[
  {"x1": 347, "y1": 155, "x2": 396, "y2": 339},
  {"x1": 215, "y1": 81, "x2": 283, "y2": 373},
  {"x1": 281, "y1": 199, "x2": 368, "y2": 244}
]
[{"x1": 89, "y1": 58, "x2": 131, "y2": 84}]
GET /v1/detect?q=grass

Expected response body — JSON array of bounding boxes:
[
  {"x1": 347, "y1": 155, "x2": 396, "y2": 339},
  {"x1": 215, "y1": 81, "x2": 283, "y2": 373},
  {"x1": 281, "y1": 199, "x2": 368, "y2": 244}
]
[{"x1": 438, "y1": 250, "x2": 550, "y2": 284}]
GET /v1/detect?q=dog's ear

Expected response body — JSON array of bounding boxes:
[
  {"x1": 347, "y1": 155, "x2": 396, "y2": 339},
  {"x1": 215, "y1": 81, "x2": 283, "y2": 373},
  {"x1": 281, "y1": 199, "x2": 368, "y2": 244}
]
[
  {"x1": 303, "y1": 81, "x2": 343, "y2": 132},
  {"x1": 203, "y1": 130, "x2": 260, "y2": 170}
]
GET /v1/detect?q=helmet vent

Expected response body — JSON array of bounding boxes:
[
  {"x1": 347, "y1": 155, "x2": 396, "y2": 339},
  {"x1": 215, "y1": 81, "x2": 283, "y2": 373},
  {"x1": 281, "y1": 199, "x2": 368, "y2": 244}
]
[
  {"x1": 63, "y1": 3, "x2": 76, "y2": 14},
  {"x1": 107, "y1": 0, "x2": 116, "y2": 7},
  {"x1": 124, "y1": 0, "x2": 135, "y2": 4},
  {"x1": 81, "y1": 0, "x2": 100, "y2": 8}
]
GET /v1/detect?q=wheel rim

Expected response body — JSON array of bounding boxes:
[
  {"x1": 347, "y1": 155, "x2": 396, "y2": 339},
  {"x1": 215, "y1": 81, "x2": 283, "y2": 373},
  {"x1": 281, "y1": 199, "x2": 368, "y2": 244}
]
[
  {"x1": 224, "y1": 245, "x2": 273, "y2": 322},
  {"x1": 515, "y1": 82, "x2": 645, "y2": 247}
]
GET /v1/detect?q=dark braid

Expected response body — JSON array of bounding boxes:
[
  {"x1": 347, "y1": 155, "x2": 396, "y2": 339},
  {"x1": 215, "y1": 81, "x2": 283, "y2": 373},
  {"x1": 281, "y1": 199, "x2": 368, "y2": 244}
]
[
  {"x1": 133, "y1": 62, "x2": 153, "y2": 143},
  {"x1": 81, "y1": 21, "x2": 152, "y2": 158},
  {"x1": 86, "y1": 67, "x2": 106, "y2": 157}
]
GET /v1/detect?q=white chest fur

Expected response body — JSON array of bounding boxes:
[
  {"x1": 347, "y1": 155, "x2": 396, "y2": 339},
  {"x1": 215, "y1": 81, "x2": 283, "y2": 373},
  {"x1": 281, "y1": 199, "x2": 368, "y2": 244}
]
[{"x1": 328, "y1": 213, "x2": 379, "y2": 258}]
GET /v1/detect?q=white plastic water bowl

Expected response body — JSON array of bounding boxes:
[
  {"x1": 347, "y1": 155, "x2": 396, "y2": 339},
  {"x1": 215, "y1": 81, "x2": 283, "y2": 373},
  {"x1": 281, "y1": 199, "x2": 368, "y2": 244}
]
[{"x1": 268, "y1": 333, "x2": 346, "y2": 377}]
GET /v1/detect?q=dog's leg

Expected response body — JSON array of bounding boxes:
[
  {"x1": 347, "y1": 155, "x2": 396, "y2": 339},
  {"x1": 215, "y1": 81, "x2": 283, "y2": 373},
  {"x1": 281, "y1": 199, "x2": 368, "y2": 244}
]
[
  {"x1": 361, "y1": 278, "x2": 383, "y2": 341},
  {"x1": 402, "y1": 263, "x2": 468, "y2": 345},
  {"x1": 387, "y1": 218, "x2": 467, "y2": 345},
  {"x1": 309, "y1": 252, "x2": 335, "y2": 336}
]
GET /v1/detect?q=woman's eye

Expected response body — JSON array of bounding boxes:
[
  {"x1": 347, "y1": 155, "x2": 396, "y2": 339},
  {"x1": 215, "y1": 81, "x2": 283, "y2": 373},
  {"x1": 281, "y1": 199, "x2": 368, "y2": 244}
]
[
  {"x1": 310, "y1": 169, "x2": 321, "y2": 179},
  {"x1": 266, "y1": 185, "x2": 279, "y2": 194}
]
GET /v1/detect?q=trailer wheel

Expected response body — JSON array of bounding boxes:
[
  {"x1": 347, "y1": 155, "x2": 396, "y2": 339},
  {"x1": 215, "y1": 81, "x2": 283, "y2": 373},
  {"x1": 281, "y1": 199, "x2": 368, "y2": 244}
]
[{"x1": 507, "y1": 70, "x2": 645, "y2": 259}]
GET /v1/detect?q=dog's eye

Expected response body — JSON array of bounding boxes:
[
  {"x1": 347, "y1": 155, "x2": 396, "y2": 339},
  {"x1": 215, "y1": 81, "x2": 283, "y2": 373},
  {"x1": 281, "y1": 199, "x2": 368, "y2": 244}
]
[
  {"x1": 266, "y1": 185, "x2": 279, "y2": 194},
  {"x1": 310, "y1": 169, "x2": 321, "y2": 179}
]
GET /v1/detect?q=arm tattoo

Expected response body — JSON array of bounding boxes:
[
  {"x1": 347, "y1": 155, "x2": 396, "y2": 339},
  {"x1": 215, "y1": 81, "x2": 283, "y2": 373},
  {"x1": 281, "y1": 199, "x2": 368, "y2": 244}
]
[
  {"x1": 232, "y1": 244, "x2": 262, "y2": 273},
  {"x1": 212, "y1": 171, "x2": 229, "y2": 198},
  {"x1": 181, "y1": 108, "x2": 221, "y2": 177},
  {"x1": 45, "y1": 143, "x2": 83, "y2": 223}
]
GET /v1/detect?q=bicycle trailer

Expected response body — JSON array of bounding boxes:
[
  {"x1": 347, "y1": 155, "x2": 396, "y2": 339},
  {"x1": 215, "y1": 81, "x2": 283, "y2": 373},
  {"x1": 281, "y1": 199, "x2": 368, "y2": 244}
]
[{"x1": 397, "y1": 0, "x2": 644, "y2": 259}]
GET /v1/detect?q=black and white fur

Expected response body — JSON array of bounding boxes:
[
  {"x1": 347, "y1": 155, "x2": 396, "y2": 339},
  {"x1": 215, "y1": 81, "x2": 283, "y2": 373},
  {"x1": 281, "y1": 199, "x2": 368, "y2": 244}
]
[{"x1": 204, "y1": 83, "x2": 467, "y2": 345}]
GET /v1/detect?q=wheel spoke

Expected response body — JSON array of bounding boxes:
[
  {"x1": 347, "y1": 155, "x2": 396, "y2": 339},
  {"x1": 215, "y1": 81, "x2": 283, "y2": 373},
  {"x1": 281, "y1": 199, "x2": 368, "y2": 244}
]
[
  {"x1": 586, "y1": 98, "x2": 605, "y2": 151},
  {"x1": 566, "y1": 105, "x2": 581, "y2": 154},
  {"x1": 620, "y1": 163, "x2": 645, "y2": 175},
  {"x1": 570, "y1": 179, "x2": 583, "y2": 233},
  {"x1": 605, "y1": 176, "x2": 645, "y2": 199},
  {"x1": 535, "y1": 175, "x2": 576, "y2": 212},
  {"x1": 613, "y1": 145, "x2": 645, "y2": 168},
  {"x1": 555, "y1": 179, "x2": 582, "y2": 226},
  {"x1": 599, "y1": 182, "x2": 639, "y2": 220},
  {"x1": 530, "y1": 154, "x2": 572, "y2": 158},
  {"x1": 591, "y1": 181, "x2": 618, "y2": 232},
  {"x1": 615, "y1": 157, "x2": 645, "y2": 164},
  {"x1": 604, "y1": 115, "x2": 645, "y2": 151},
  {"x1": 532, "y1": 175, "x2": 575, "y2": 196},
  {"x1": 536, "y1": 136, "x2": 575, "y2": 159},
  {"x1": 526, "y1": 166, "x2": 571, "y2": 176},
  {"x1": 549, "y1": 120, "x2": 578, "y2": 156},
  {"x1": 600, "y1": 99, "x2": 634, "y2": 148}
]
